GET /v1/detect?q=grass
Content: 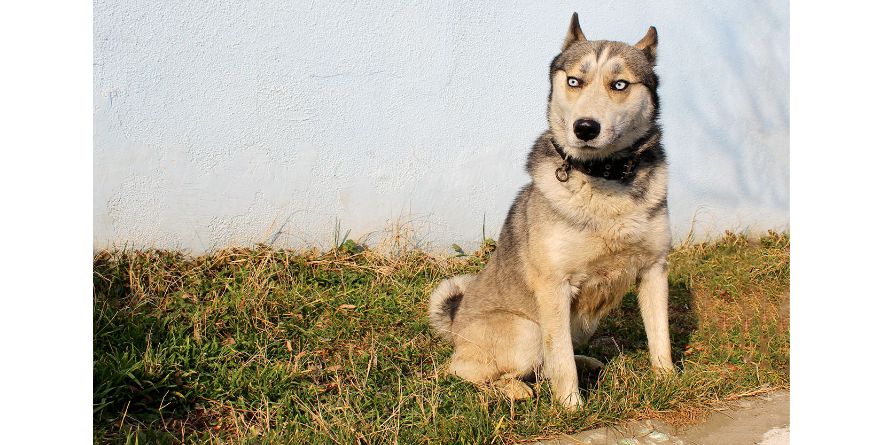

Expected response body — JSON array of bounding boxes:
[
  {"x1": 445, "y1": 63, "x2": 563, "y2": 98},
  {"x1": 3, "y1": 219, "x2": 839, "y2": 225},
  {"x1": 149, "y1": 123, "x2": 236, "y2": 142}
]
[{"x1": 93, "y1": 230, "x2": 789, "y2": 444}]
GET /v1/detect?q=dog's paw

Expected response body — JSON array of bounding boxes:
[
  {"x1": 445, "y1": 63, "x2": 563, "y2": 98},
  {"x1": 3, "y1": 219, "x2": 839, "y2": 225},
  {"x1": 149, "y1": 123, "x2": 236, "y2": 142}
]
[
  {"x1": 559, "y1": 391, "x2": 584, "y2": 410},
  {"x1": 493, "y1": 378, "x2": 535, "y2": 400},
  {"x1": 574, "y1": 354, "x2": 605, "y2": 372},
  {"x1": 652, "y1": 363, "x2": 676, "y2": 377}
]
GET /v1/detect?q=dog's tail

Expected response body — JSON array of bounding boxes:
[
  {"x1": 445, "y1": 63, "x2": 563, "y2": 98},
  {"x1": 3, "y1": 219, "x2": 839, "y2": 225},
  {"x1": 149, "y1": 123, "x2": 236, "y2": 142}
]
[{"x1": 428, "y1": 274, "x2": 475, "y2": 343}]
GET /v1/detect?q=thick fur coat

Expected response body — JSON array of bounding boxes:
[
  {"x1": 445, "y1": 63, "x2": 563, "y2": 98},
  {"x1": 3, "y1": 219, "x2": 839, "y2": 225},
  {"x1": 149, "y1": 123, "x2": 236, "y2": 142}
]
[{"x1": 429, "y1": 13, "x2": 674, "y2": 409}]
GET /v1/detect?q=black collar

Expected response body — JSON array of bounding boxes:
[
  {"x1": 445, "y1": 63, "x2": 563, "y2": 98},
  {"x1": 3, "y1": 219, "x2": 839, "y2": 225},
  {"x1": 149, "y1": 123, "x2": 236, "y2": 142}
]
[{"x1": 550, "y1": 137, "x2": 648, "y2": 183}]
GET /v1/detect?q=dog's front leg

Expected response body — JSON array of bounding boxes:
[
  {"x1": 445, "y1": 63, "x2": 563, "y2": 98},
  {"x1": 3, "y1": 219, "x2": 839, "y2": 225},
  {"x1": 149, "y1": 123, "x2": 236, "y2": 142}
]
[
  {"x1": 637, "y1": 259, "x2": 675, "y2": 373},
  {"x1": 537, "y1": 279, "x2": 581, "y2": 408}
]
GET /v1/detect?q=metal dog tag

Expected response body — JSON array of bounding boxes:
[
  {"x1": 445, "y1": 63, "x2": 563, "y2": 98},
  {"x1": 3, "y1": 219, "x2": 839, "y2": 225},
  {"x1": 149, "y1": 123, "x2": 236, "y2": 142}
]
[{"x1": 555, "y1": 164, "x2": 570, "y2": 182}]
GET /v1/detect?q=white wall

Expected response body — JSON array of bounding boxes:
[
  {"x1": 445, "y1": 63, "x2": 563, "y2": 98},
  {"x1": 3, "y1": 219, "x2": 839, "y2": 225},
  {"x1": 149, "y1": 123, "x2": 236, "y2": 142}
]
[{"x1": 94, "y1": 0, "x2": 789, "y2": 252}]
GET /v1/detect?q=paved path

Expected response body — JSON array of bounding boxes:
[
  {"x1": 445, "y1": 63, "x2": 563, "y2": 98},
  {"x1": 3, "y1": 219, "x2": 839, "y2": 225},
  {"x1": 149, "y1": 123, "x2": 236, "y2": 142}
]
[{"x1": 533, "y1": 391, "x2": 789, "y2": 445}]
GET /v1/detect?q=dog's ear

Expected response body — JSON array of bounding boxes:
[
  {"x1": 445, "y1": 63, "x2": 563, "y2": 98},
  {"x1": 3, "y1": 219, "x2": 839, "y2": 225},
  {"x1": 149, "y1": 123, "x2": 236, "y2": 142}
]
[
  {"x1": 562, "y1": 12, "x2": 587, "y2": 51},
  {"x1": 634, "y1": 26, "x2": 658, "y2": 64}
]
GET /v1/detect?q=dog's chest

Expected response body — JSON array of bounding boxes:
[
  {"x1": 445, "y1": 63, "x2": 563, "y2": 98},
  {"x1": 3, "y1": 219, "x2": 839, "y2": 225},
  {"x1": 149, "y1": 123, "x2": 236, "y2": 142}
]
[
  {"x1": 544, "y1": 214, "x2": 652, "y2": 279},
  {"x1": 531, "y1": 168, "x2": 665, "y2": 295},
  {"x1": 557, "y1": 229, "x2": 650, "y2": 322},
  {"x1": 540, "y1": 185, "x2": 658, "y2": 296}
]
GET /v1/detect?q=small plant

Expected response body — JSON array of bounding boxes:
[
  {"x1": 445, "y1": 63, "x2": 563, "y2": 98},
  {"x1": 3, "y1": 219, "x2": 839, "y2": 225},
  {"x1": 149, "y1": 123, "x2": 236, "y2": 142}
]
[
  {"x1": 476, "y1": 213, "x2": 497, "y2": 260},
  {"x1": 476, "y1": 237, "x2": 496, "y2": 260},
  {"x1": 331, "y1": 218, "x2": 366, "y2": 254},
  {"x1": 332, "y1": 218, "x2": 351, "y2": 250},
  {"x1": 338, "y1": 238, "x2": 365, "y2": 255}
]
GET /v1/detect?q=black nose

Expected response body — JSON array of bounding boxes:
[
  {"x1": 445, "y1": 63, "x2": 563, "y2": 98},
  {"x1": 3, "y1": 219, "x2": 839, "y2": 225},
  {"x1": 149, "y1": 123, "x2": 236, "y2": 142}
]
[{"x1": 573, "y1": 119, "x2": 601, "y2": 141}]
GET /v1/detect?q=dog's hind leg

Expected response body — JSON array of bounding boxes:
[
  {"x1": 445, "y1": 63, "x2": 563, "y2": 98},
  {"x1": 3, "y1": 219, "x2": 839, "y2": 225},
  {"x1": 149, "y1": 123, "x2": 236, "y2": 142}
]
[
  {"x1": 449, "y1": 312, "x2": 542, "y2": 399},
  {"x1": 574, "y1": 355, "x2": 604, "y2": 372},
  {"x1": 490, "y1": 315, "x2": 543, "y2": 400},
  {"x1": 570, "y1": 314, "x2": 605, "y2": 373},
  {"x1": 493, "y1": 377, "x2": 534, "y2": 400}
]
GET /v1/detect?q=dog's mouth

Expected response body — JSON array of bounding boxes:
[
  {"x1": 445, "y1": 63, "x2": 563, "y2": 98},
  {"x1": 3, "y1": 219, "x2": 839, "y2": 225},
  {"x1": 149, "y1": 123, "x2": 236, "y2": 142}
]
[
  {"x1": 572, "y1": 136, "x2": 616, "y2": 151},
  {"x1": 578, "y1": 142, "x2": 604, "y2": 150},
  {"x1": 565, "y1": 124, "x2": 623, "y2": 151},
  {"x1": 571, "y1": 125, "x2": 637, "y2": 152},
  {"x1": 563, "y1": 138, "x2": 609, "y2": 153}
]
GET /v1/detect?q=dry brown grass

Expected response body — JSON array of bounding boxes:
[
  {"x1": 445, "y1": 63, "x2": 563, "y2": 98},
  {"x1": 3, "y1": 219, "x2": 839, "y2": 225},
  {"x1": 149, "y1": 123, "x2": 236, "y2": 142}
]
[{"x1": 93, "y1": 230, "x2": 789, "y2": 444}]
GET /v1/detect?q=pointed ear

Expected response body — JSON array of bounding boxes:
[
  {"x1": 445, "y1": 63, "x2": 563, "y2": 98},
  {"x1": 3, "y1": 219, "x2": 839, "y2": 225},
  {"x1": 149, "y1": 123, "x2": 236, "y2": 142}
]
[
  {"x1": 562, "y1": 12, "x2": 587, "y2": 51},
  {"x1": 635, "y1": 26, "x2": 658, "y2": 64}
]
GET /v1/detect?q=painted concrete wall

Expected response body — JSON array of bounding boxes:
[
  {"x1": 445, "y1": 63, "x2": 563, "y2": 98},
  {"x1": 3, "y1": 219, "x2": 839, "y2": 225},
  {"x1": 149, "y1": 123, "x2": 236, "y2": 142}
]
[{"x1": 94, "y1": 0, "x2": 789, "y2": 252}]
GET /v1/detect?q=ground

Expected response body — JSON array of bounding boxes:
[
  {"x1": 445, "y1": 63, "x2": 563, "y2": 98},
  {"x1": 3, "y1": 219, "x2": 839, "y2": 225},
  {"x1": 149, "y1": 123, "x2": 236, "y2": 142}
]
[
  {"x1": 536, "y1": 390, "x2": 789, "y2": 445},
  {"x1": 93, "y1": 231, "x2": 789, "y2": 444}
]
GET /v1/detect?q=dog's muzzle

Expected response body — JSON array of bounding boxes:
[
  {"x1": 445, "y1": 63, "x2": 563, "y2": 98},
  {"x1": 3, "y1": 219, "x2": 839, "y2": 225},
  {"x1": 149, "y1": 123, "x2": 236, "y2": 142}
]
[{"x1": 573, "y1": 119, "x2": 601, "y2": 141}]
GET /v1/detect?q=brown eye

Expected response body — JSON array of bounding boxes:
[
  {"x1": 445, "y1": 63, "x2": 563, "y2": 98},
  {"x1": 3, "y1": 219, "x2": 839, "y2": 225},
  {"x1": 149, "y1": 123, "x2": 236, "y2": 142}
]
[
  {"x1": 567, "y1": 77, "x2": 582, "y2": 88},
  {"x1": 611, "y1": 80, "x2": 629, "y2": 91}
]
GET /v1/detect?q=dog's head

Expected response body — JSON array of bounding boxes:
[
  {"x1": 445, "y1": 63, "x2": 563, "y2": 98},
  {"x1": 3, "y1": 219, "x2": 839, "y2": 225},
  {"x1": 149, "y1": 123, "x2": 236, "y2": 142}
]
[{"x1": 548, "y1": 13, "x2": 659, "y2": 160}]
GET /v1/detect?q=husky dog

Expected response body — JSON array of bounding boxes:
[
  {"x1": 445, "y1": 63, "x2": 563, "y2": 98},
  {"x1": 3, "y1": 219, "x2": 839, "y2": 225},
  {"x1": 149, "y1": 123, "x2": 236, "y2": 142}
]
[{"x1": 428, "y1": 13, "x2": 673, "y2": 409}]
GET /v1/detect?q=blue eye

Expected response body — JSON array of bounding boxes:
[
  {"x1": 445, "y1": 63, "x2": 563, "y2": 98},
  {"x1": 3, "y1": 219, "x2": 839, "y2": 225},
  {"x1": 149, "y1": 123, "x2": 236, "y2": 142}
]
[
  {"x1": 567, "y1": 77, "x2": 582, "y2": 88},
  {"x1": 612, "y1": 80, "x2": 629, "y2": 91}
]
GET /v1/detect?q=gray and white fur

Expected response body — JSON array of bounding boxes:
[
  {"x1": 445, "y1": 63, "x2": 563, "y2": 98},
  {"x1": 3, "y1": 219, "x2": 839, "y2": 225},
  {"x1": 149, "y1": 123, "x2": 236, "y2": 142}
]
[{"x1": 428, "y1": 13, "x2": 674, "y2": 409}]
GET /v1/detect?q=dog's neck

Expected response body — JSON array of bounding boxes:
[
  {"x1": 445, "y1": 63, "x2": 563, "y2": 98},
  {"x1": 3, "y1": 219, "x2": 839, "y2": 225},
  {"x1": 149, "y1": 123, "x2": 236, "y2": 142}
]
[{"x1": 549, "y1": 131, "x2": 659, "y2": 183}]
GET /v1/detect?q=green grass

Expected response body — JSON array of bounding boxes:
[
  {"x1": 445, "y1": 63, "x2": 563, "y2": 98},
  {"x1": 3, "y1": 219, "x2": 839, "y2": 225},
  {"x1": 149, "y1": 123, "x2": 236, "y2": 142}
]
[{"x1": 93, "y1": 231, "x2": 789, "y2": 444}]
